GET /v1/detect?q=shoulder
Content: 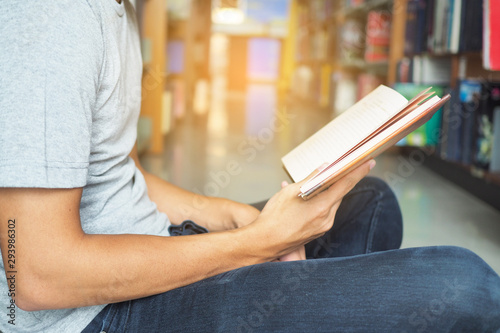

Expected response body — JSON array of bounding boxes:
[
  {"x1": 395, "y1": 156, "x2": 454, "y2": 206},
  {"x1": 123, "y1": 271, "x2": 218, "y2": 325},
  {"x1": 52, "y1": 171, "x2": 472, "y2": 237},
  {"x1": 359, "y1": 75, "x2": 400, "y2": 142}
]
[
  {"x1": 0, "y1": 1, "x2": 106, "y2": 83},
  {"x1": 0, "y1": 1, "x2": 104, "y2": 49},
  {"x1": 0, "y1": 1, "x2": 103, "y2": 28}
]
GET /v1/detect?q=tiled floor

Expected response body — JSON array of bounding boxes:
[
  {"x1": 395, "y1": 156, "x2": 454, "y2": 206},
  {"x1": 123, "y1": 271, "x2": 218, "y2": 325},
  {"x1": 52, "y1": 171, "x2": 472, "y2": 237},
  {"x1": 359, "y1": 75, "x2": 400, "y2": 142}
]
[{"x1": 141, "y1": 83, "x2": 500, "y2": 274}]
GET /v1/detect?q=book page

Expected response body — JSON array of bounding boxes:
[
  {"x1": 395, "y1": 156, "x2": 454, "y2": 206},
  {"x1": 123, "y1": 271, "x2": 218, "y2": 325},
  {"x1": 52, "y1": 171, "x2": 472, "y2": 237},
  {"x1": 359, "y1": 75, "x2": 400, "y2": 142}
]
[
  {"x1": 300, "y1": 95, "x2": 442, "y2": 194},
  {"x1": 282, "y1": 85, "x2": 408, "y2": 182}
]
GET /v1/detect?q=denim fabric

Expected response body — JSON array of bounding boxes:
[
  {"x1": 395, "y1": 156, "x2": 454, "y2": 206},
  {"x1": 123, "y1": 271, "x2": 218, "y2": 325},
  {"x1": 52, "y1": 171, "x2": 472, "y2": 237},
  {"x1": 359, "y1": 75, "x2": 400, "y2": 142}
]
[
  {"x1": 305, "y1": 176, "x2": 403, "y2": 258},
  {"x1": 82, "y1": 177, "x2": 500, "y2": 332}
]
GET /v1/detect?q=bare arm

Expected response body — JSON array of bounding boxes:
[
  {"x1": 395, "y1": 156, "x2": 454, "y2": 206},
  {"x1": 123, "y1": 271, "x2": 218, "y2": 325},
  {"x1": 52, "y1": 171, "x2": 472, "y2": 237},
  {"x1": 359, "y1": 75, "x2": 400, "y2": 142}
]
[
  {"x1": 0, "y1": 161, "x2": 373, "y2": 312},
  {"x1": 129, "y1": 145, "x2": 260, "y2": 231}
]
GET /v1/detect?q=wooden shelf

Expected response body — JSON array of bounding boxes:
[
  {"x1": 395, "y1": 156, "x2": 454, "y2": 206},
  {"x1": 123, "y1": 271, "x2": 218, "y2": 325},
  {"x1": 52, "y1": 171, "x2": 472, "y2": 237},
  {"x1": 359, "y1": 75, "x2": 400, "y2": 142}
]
[
  {"x1": 404, "y1": 51, "x2": 482, "y2": 58},
  {"x1": 340, "y1": 59, "x2": 389, "y2": 74},
  {"x1": 344, "y1": 0, "x2": 393, "y2": 17},
  {"x1": 139, "y1": 0, "x2": 168, "y2": 154}
]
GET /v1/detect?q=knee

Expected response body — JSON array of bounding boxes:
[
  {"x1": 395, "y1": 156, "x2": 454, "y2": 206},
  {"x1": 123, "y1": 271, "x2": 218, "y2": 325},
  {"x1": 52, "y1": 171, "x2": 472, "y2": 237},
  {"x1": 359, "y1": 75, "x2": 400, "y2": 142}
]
[
  {"x1": 444, "y1": 246, "x2": 500, "y2": 299},
  {"x1": 401, "y1": 247, "x2": 500, "y2": 330},
  {"x1": 427, "y1": 247, "x2": 500, "y2": 327}
]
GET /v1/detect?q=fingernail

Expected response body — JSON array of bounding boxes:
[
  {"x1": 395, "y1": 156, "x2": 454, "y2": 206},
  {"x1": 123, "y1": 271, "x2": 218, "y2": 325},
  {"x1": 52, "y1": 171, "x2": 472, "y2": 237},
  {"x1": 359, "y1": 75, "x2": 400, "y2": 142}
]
[{"x1": 369, "y1": 160, "x2": 376, "y2": 170}]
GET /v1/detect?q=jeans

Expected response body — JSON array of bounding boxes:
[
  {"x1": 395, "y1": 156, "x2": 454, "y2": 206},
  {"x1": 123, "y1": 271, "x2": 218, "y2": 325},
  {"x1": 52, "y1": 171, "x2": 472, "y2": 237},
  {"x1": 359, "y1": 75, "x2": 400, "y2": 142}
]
[{"x1": 82, "y1": 177, "x2": 500, "y2": 332}]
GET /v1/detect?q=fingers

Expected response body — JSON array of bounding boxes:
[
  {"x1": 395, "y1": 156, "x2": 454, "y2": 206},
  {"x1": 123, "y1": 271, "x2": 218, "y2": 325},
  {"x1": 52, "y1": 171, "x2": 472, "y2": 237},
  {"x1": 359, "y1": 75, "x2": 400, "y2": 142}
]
[{"x1": 277, "y1": 245, "x2": 306, "y2": 262}]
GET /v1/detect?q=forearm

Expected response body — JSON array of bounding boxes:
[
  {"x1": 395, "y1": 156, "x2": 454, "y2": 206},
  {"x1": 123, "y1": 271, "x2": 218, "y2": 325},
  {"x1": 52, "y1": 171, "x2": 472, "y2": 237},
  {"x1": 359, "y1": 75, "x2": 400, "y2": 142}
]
[
  {"x1": 130, "y1": 146, "x2": 256, "y2": 231},
  {"x1": 142, "y1": 171, "x2": 256, "y2": 231},
  {"x1": 22, "y1": 226, "x2": 270, "y2": 311},
  {"x1": 10, "y1": 160, "x2": 373, "y2": 311}
]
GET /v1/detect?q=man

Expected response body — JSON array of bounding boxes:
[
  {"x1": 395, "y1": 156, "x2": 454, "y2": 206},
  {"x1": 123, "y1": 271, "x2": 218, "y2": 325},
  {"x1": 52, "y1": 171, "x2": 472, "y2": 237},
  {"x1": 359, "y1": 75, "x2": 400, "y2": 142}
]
[{"x1": 0, "y1": 1, "x2": 499, "y2": 332}]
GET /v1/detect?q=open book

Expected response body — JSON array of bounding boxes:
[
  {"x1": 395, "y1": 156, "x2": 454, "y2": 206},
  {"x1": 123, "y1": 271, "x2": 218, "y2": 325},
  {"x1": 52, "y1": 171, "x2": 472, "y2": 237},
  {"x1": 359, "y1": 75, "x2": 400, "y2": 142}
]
[{"x1": 282, "y1": 85, "x2": 451, "y2": 200}]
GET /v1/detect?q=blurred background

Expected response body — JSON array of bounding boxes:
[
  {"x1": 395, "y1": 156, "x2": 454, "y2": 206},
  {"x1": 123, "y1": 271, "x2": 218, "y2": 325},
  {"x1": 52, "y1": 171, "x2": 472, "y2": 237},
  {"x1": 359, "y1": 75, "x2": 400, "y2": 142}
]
[{"x1": 132, "y1": 0, "x2": 500, "y2": 273}]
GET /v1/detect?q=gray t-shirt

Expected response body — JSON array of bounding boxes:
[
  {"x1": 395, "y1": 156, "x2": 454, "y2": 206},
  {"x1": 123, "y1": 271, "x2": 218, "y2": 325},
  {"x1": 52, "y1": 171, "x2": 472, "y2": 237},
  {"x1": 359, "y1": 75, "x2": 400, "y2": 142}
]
[{"x1": 0, "y1": 1, "x2": 171, "y2": 331}]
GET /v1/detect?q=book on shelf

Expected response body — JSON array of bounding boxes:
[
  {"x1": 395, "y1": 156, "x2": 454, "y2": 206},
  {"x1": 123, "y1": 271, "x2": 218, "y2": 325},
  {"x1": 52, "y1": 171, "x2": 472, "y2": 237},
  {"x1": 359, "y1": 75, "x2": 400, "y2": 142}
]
[
  {"x1": 425, "y1": 0, "x2": 435, "y2": 52},
  {"x1": 364, "y1": 10, "x2": 391, "y2": 63},
  {"x1": 440, "y1": 80, "x2": 500, "y2": 173},
  {"x1": 414, "y1": 0, "x2": 429, "y2": 53},
  {"x1": 483, "y1": 0, "x2": 500, "y2": 70},
  {"x1": 430, "y1": 0, "x2": 448, "y2": 53},
  {"x1": 393, "y1": 83, "x2": 445, "y2": 146},
  {"x1": 410, "y1": 55, "x2": 451, "y2": 85},
  {"x1": 490, "y1": 107, "x2": 500, "y2": 173},
  {"x1": 458, "y1": 80, "x2": 482, "y2": 165},
  {"x1": 440, "y1": 80, "x2": 482, "y2": 165},
  {"x1": 437, "y1": 87, "x2": 454, "y2": 159},
  {"x1": 357, "y1": 73, "x2": 384, "y2": 100},
  {"x1": 282, "y1": 85, "x2": 451, "y2": 200},
  {"x1": 404, "y1": 0, "x2": 419, "y2": 55},
  {"x1": 441, "y1": 82, "x2": 462, "y2": 162},
  {"x1": 331, "y1": 72, "x2": 357, "y2": 116},
  {"x1": 404, "y1": 0, "x2": 482, "y2": 55},
  {"x1": 448, "y1": 0, "x2": 462, "y2": 53},
  {"x1": 473, "y1": 82, "x2": 500, "y2": 171},
  {"x1": 339, "y1": 17, "x2": 366, "y2": 62},
  {"x1": 396, "y1": 58, "x2": 414, "y2": 83},
  {"x1": 459, "y1": 0, "x2": 483, "y2": 52},
  {"x1": 430, "y1": 0, "x2": 463, "y2": 54}
]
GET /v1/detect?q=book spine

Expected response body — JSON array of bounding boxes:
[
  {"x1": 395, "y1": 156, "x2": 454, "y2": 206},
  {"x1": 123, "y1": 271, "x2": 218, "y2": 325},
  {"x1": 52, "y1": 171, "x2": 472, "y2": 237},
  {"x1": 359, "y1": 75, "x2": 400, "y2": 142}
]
[
  {"x1": 445, "y1": 0, "x2": 454, "y2": 53},
  {"x1": 449, "y1": 0, "x2": 462, "y2": 53},
  {"x1": 490, "y1": 107, "x2": 500, "y2": 172},
  {"x1": 438, "y1": 87, "x2": 454, "y2": 158},
  {"x1": 404, "y1": 0, "x2": 418, "y2": 56},
  {"x1": 365, "y1": 11, "x2": 392, "y2": 63},
  {"x1": 339, "y1": 18, "x2": 366, "y2": 62},
  {"x1": 415, "y1": 0, "x2": 428, "y2": 53},
  {"x1": 459, "y1": 80, "x2": 482, "y2": 165},
  {"x1": 484, "y1": 0, "x2": 500, "y2": 70},
  {"x1": 491, "y1": 0, "x2": 500, "y2": 69},
  {"x1": 474, "y1": 83, "x2": 500, "y2": 170},
  {"x1": 432, "y1": 0, "x2": 449, "y2": 54},
  {"x1": 460, "y1": 0, "x2": 483, "y2": 52},
  {"x1": 426, "y1": 0, "x2": 435, "y2": 52},
  {"x1": 445, "y1": 82, "x2": 462, "y2": 162}
]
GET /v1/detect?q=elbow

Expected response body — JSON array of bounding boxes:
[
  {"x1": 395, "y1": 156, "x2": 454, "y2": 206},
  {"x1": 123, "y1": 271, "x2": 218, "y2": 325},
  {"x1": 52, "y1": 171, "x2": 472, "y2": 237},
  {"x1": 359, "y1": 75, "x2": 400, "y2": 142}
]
[
  {"x1": 12, "y1": 271, "x2": 54, "y2": 312},
  {"x1": 15, "y1": 296, "x2": 42, "y2": 312}
]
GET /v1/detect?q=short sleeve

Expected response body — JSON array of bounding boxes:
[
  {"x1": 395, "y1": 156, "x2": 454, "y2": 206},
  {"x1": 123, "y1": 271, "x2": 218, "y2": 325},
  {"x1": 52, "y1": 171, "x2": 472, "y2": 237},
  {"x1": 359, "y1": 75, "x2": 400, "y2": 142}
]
[{"x1": 0, "y1": 1, "x2": 103, "y2": 188}]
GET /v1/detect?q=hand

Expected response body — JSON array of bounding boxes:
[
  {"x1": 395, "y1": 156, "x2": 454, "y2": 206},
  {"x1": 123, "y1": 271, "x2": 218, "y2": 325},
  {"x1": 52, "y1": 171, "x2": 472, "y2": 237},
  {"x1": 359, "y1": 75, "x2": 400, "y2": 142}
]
[
  {"x1": 226, "y1": 200, "x2": 260, "y2": 229},
  {"x1": 277, "y1": 246, "x2": 306, "y2": 261},
  {"x1": 277, "y1": 181, "x2": 306, "y2": 262},
  {"x1": 245, "y1": 160, "x2": 375, "y2": 261}
]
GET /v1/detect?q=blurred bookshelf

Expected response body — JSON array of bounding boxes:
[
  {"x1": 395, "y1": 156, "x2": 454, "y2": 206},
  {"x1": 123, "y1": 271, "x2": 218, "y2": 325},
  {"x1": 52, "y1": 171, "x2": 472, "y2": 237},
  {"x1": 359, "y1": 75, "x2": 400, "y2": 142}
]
[
  {"x1": 135, "y1": 0, "x2": 212, "y2": 154},
  {"x1": 289, "y1": 0, "x2": 393, "y2": 111},
  {"x1": 394, "y1": 0, "x2": 500, "y2": 210},
  {"x1": 135, "y1": 0, "x2": 168, "y2": 154},
  {"x1": 288, "y1": 0, "x2": 500, "y2": 210}
]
